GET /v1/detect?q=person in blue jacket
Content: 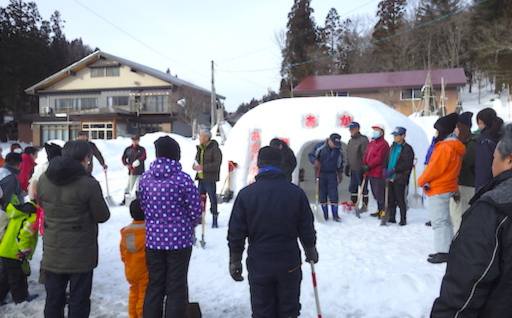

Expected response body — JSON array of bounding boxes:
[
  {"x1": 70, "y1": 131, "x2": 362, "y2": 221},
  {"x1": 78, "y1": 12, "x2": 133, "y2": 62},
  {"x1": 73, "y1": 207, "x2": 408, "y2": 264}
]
[
  {"x1": 308, "y1": 133, "x2": 344, "y2": 221},
  {"x1": 228, "y1": 146, "x2": 317, "y2": 318}
]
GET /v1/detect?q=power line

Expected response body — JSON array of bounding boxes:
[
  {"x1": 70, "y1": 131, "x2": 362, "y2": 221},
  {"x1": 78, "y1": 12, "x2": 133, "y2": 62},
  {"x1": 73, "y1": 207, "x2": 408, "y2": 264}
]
[
  {"x1": 72, "y1": 0, "x2": 209, "y2": 80},
  {"x1": 217, "y1": 0, "x2": 488, "y2": 73},
  {"x1": 214, "y1": 63, "x2": 269, "y2": 90},
  {"x1": 218, "y1": 0, "x2": 380, "y2": 64}
]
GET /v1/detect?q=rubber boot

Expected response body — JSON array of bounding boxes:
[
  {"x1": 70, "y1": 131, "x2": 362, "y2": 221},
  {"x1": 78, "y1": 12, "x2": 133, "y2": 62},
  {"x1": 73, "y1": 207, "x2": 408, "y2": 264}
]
[
  {"x1": 332, "y1": 204, "x2": 340, "y2": 222},
  {"x1": 350, "y1": 194, "x2": 358, "y2": 205},
  {"x1": 321, "y1": 205, "x2": 329, "y2": 221},
  {"x1": 212, "y1": 214, "x2": 218, "y2": 228},
  {"x1": 361, "y1": 195, "x2": 369, "y2": 213}
]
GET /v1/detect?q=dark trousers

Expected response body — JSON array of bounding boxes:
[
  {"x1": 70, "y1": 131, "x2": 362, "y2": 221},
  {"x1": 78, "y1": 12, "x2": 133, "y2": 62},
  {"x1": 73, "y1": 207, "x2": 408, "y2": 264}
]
[
  {"x1": 44, "y1": 270, "x2": 93, "y2": 318},
  {"x1": 198, "y1": 180, "x2": 218, "y2": 215},
  {"x1": 0, "y1": 257, "x2": 28, "y2": 303},
  {"x1": 388, "y1": 181, "x2": 407, "y2": 222},
  {"x1": 248, "y1": 258, "x2": 302, "y2": 318},
  {"x1": 144, "y1": 247, "x2": 192, "y2": 318},
  {"x1": 319, "y1": 172, "x2": 338, "y2": 204},
  {"x1": 349, "y1": 170, "x2": 369, "y2": 195},
  {"x1": 368, "y1": 176, "x2": 386, "y2": 211}
]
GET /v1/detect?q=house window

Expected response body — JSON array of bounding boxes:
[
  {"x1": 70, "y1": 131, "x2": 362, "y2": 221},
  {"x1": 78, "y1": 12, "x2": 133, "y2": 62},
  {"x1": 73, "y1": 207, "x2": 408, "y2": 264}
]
[
  {"x1": 81, "y1": 122, "x2": 114, "y2": 140},
  {"x1": 335, "y1": 91, "x2": 349, "y2": 97},
  {"x1": 55, "y1": 98, "x2": 97, "y2": 111},
  {"x1": 41, "y1": 123, "x2": 80, "y2": 143},
  {"x1": 145, "y1": 95, "x2": 168, "y2": 112},
  {"x1": 401, "y1": 88, "x2": 422, "y2": 100},
  {"x1": 107, "y1": 96, "x2": 129, "y2": 106},
  {"x1": 91, "y1": 68, "x2": 105, "y2": 77},
  {"x1": 106, "y1": 67, "x2": 120, "y2": 77}
]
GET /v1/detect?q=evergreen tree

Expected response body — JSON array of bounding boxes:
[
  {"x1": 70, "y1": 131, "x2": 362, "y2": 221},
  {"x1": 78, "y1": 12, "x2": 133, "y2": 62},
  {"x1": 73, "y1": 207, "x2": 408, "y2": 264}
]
[
  {"x1": 280, "y1": 0, "x2": 318, "y2": 97},
  {"x1": 318, "y1": 8, "x2": 342, "y2": 74}
]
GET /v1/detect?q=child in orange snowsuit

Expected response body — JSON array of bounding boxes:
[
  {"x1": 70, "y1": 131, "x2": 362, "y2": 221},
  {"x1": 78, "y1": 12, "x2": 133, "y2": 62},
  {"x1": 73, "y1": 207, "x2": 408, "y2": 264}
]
[{"x1": 120, "y1": 199, "x2": 148, "y2": 318}]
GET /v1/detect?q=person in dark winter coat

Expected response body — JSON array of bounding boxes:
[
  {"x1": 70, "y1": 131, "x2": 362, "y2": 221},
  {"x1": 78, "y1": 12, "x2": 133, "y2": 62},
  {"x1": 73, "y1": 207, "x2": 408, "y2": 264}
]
[
  {"x1": 228, "y1": 146, "x2": 317, "y2": 318},
  {"x1": 308, "y1": 133, "x2": 344, "y2": 221},
  {"x1": 121, "y1": 135, "x2": 147, "y2": 203},
  {"x1": 0, "y1": 153, "x2": 24, "y2": 208},
  {"x1": 346, "y1": 122, "x2": 369, "y2": 209},
  {"x1": 37, "y1": 140, "x2": 110, "y2": 317},
  {"x1": 77, "y1": 131, "x2": 107, "y2": 173},
  {"x1": 431, "y1": 124, "x2": 512, "y2": 317},
  {"x1": 193, "y1": 130, "x2": 222, "y2": 228},
  {"x1": 139, "y1": 136, "x2": 202, "y2": 318},
  {"x1": 362, "y1": 124, "x2": 389, "y2": 217},
  {"x1": 382, "y1": 127, "x2": 414, "y2": 225},
  {"x1": 270, "y1": 138, "x2": 297, "y2": 182},
  {"x1": 474, "y1": 108, "x2": 503, "y2": 190},
  {"x1": 450, "y1": 112, "x2": 477, "y2": 233},
  {"x1": 418, "y1": 113, "x2": 465, "y2": 264}
]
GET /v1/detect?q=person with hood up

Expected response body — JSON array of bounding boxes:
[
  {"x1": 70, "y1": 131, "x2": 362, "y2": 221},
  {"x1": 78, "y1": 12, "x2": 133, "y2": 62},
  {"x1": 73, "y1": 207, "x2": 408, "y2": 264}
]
[
  {"x1": 228, "y1": 146, "x2": 317, "y2": 318},
  {"x1": 37, "y1": 140, "x2": 110, "y2": 317},
  {"x1": 18, "y1": 146, "x2": 39, "y2": 193},
  {"x1": 474, "y1": 108, "x2": 503, "y2": 190},
  {"x1": 362, "y1": 124, "x2": 389, "y2": 218},
  {"x1": 139, "y1": 136, "x2": 202, "y2": 318},
  {"x1": 308, "y1": 133, "x2": 344, "y2": 221},
  {"x1": 270, "y1": 138, "x2": 297, "y2": 182},
  {"x1": 418, "y1": 113, "x2": 465, "y2": 264},
  {"x1": 431, "y1": 124, "x2": 512, "y2": 317}
]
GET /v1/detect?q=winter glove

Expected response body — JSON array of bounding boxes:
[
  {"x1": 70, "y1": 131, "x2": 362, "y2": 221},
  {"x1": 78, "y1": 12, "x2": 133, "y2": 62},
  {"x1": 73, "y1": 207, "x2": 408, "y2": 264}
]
[
  {"x1": 362, "y1": 165, "x2": 370, "y2": 172},
  {"x1": 229, "y1": 252, "x2": 244, "y2": 282},
  {"x1": 313, "y1": 160, "x2": 321, "y2": 170},
  {"x1": 344, "y1": 165, "x2": 350, "y2": 177},
  {"x1": 423, "y1": 183, "x2": 431, "y2": 191},
  {"x1": 305, "y1": 247, "x2": 319, "y2": 264},
  {"x1": 16, "y1": 201, "x2": 38, "y2": 214},
  {"x1": 17, "y1": 249, "x2": 30, "y2": 262},
  {"x1": 132, "y1": 159, "x2": 141, "y2": 168},
  {"x1": 337, "y1": 172, "x2": 343, "y2": 184},
  {"x1": 382, "y1": 169, "x2": 394, "y2": 179},
  {"x1": 452, "y1": 190, "x2": 461, "y2": 203}
]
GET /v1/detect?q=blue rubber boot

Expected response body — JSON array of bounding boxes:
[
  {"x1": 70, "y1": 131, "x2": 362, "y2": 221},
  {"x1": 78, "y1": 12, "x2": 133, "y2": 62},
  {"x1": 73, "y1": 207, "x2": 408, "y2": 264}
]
[
  {"x1": 322, "y1": 205, "x2": 329, "y2": 221},
  {"x1": 332, "y1": 204, "x2": 341, "y2": 222}
]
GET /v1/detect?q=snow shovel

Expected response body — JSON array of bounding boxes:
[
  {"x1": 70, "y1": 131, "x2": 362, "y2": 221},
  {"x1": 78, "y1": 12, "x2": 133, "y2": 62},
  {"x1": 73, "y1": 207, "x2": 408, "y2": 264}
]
[
  {"x1": 408, "y1": 159, "x2": 424, "y2": 209},
  {"x1": 124, "y1": 173, "x2": 136, "y2": 207},
  {"x1": 312, "y1": 168, "x2": 326, "y2": 223},
  {"x1": 354, "y1": 176, "x2": 368, "y2": 218},
  {"x1": 309, "y1": 261, "x2": 323, "y2": 318},
  {"x1": 380, "y1": 180, "x2": 390, "y2": 226},
  {"x1": 103, "y1": 169, "x2": 116, "y2": 207},
  {"x1": 200, "y1": 194, "x2": 207, "y2": 248},
  {"x1": 219, "y1": 161, "x2": 238, "y2": 203}
]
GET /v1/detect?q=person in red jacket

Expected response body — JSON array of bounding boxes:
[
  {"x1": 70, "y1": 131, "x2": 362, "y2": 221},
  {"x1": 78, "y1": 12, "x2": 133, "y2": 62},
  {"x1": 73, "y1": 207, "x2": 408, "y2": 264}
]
[
  {"x1": 18, "y1": 147, "x2": 38, "y2": 193},
  {"x1": 362, "y1": 124, "x2": 389, "y2": 217}
]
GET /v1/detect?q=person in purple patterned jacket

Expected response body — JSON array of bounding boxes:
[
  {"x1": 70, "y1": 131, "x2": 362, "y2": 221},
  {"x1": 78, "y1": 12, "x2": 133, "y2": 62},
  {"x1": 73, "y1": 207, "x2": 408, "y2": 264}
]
[{"x1": 138, "y1": 136, "x2": 201, "y2": 318}]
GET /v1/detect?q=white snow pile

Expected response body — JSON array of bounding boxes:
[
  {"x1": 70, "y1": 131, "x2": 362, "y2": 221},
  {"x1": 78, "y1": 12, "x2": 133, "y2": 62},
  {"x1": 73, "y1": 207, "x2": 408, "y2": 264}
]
[{"x1": 0, "y1": 95, "x2": 474, "y2": 318}]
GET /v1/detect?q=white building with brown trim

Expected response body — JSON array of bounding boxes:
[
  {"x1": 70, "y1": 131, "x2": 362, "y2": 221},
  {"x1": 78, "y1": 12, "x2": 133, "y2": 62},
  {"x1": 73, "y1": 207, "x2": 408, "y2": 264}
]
[{"x1": 24, "y1": 50, "x2": 223, "y2": 146}]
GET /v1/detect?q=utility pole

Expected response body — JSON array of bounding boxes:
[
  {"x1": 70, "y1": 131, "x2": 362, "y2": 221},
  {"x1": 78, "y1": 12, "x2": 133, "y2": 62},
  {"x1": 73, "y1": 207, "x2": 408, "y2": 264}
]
[{"x1": 211, "y1": 60, "x2": 216, "y2": 129}]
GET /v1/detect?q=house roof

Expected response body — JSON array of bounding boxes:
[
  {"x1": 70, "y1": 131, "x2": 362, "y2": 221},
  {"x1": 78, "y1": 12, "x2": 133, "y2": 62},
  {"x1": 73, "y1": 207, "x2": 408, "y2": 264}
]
[
  {"x1": 25, "y1": 50, "x2": 224, "y2": 99},
  {"x1": 293, "y1": 68, "x2": 467, "y2": 93}
]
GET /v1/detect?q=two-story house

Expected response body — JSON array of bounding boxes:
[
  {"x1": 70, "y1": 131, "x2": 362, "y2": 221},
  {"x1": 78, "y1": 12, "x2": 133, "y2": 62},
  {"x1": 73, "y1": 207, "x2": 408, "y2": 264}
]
[{"x1": 24, "y1": 50, "x2": 223, "y2": 146}]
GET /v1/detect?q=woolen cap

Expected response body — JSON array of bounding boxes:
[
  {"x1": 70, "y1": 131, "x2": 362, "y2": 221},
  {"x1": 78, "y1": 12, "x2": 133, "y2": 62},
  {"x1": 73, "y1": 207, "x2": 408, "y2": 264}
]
[
  {"x1": 458, "y1": 112, "x2": 473, "y2": 128},
  {"x1": 434, "y1": 113, "x2": 458, "y2": 133},
  {"x1": 329, "y1": 133, "x2": 342, "y2": 148},
  {"x1": 154, "y1": 136, "x2": 180, "y2": 161},
  {"x1": 130, "y1": 199, "x2": 144, "y2": 221},
  {"x1": 257, "y1": 146, "x2": 282, "y2": 168}
]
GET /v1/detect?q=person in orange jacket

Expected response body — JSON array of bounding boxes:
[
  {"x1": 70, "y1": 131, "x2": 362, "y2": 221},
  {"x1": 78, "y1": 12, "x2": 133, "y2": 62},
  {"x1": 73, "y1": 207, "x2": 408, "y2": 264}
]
[
  {"x1": 120, "y1": 199, "x2": 148, "y2": 318},
  {"x1": 418, "y1": 113, "x2": 465, "y2": 264}
]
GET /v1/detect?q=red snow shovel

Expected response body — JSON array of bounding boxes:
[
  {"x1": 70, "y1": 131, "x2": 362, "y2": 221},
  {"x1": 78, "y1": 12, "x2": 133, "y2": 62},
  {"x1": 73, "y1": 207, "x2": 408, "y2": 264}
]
[{"x1": 310, "y1": 261, "x2": 323, "y2": 318}]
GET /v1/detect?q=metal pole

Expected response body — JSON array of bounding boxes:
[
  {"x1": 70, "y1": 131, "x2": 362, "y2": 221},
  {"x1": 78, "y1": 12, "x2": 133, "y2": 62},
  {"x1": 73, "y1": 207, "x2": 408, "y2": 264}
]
[
  {"x1": 310, "y1": 261, "x2": 322, "y2": 318},
  {"x1": 211, "y1": 61, "x2": 216, "y2": 129}
]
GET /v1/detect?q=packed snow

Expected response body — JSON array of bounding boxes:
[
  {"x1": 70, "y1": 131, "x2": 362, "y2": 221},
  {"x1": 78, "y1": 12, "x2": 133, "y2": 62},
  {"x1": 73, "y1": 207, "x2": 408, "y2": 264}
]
[{"x1": 0, "y1": 90, "x2": 510, "y2": 317}]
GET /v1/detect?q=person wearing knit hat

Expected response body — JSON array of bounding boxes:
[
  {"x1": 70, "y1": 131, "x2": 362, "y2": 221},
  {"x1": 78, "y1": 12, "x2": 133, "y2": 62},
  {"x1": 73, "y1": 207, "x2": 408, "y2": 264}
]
[
  {"x1": 228, "y1": 146, "x2": 317, "y2": 318},
  {"x1": 308, "y1": 134, "x2": 345, "y2": 221},
  {"x1": 418, "y1": 113, "x2": 466, "y2": 264},
  {"x1": 269, "y1": 138, "x2": 297, "y2": 182},
  {"x1": 138, "y1": 136, "x2": 201, "y2": 317},
  {"x1": 120, "y1": 198, "x2": 148, "y2": 318},
  {"x1": 449, "y1": 112, "x2": 477, "y2": 234}
]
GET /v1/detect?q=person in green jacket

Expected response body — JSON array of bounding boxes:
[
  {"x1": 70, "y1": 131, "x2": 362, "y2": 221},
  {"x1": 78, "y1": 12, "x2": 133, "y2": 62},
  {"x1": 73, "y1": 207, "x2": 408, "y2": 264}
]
[{"x1": 0, "y1": 153, "x2": 39, "y2": 304}]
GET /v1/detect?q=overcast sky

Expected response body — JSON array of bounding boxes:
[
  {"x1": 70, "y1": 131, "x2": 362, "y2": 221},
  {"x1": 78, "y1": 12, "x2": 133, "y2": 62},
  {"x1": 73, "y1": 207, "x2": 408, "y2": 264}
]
[{"x1": 2, "y1": 0, "x2": 379, "y2": 112}]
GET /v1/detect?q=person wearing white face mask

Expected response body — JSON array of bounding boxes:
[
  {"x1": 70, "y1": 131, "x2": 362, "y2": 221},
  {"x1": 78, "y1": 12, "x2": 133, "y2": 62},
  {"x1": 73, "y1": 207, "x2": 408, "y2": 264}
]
[{"x1": 361, "y1": 124, "x2": 389, "y2": 218}]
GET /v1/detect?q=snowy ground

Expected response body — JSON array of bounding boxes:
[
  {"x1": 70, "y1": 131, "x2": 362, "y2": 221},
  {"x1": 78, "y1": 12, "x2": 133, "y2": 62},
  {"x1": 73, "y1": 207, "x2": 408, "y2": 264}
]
[{"x1": 0, "y1": 87, "x2": 509, "y2": 317}]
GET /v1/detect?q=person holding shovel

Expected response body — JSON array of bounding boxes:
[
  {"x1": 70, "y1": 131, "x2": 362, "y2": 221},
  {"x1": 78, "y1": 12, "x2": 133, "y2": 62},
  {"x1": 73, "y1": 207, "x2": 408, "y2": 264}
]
[
  {"x1": 382, "y1": 127, "x2": 415, "y2": 226},
  {"x1": 77, "y1": 131, "x2": 107, "y2": 174},
  {"x1": 418, "y1": 113, "x2": 465, "y2": 264},
  {"x1": 121, "y1": 135, "x2": 146, "y2": 205},
  {"x1": 346, "y1": 122, "x2": 369, "y2": 211}
]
